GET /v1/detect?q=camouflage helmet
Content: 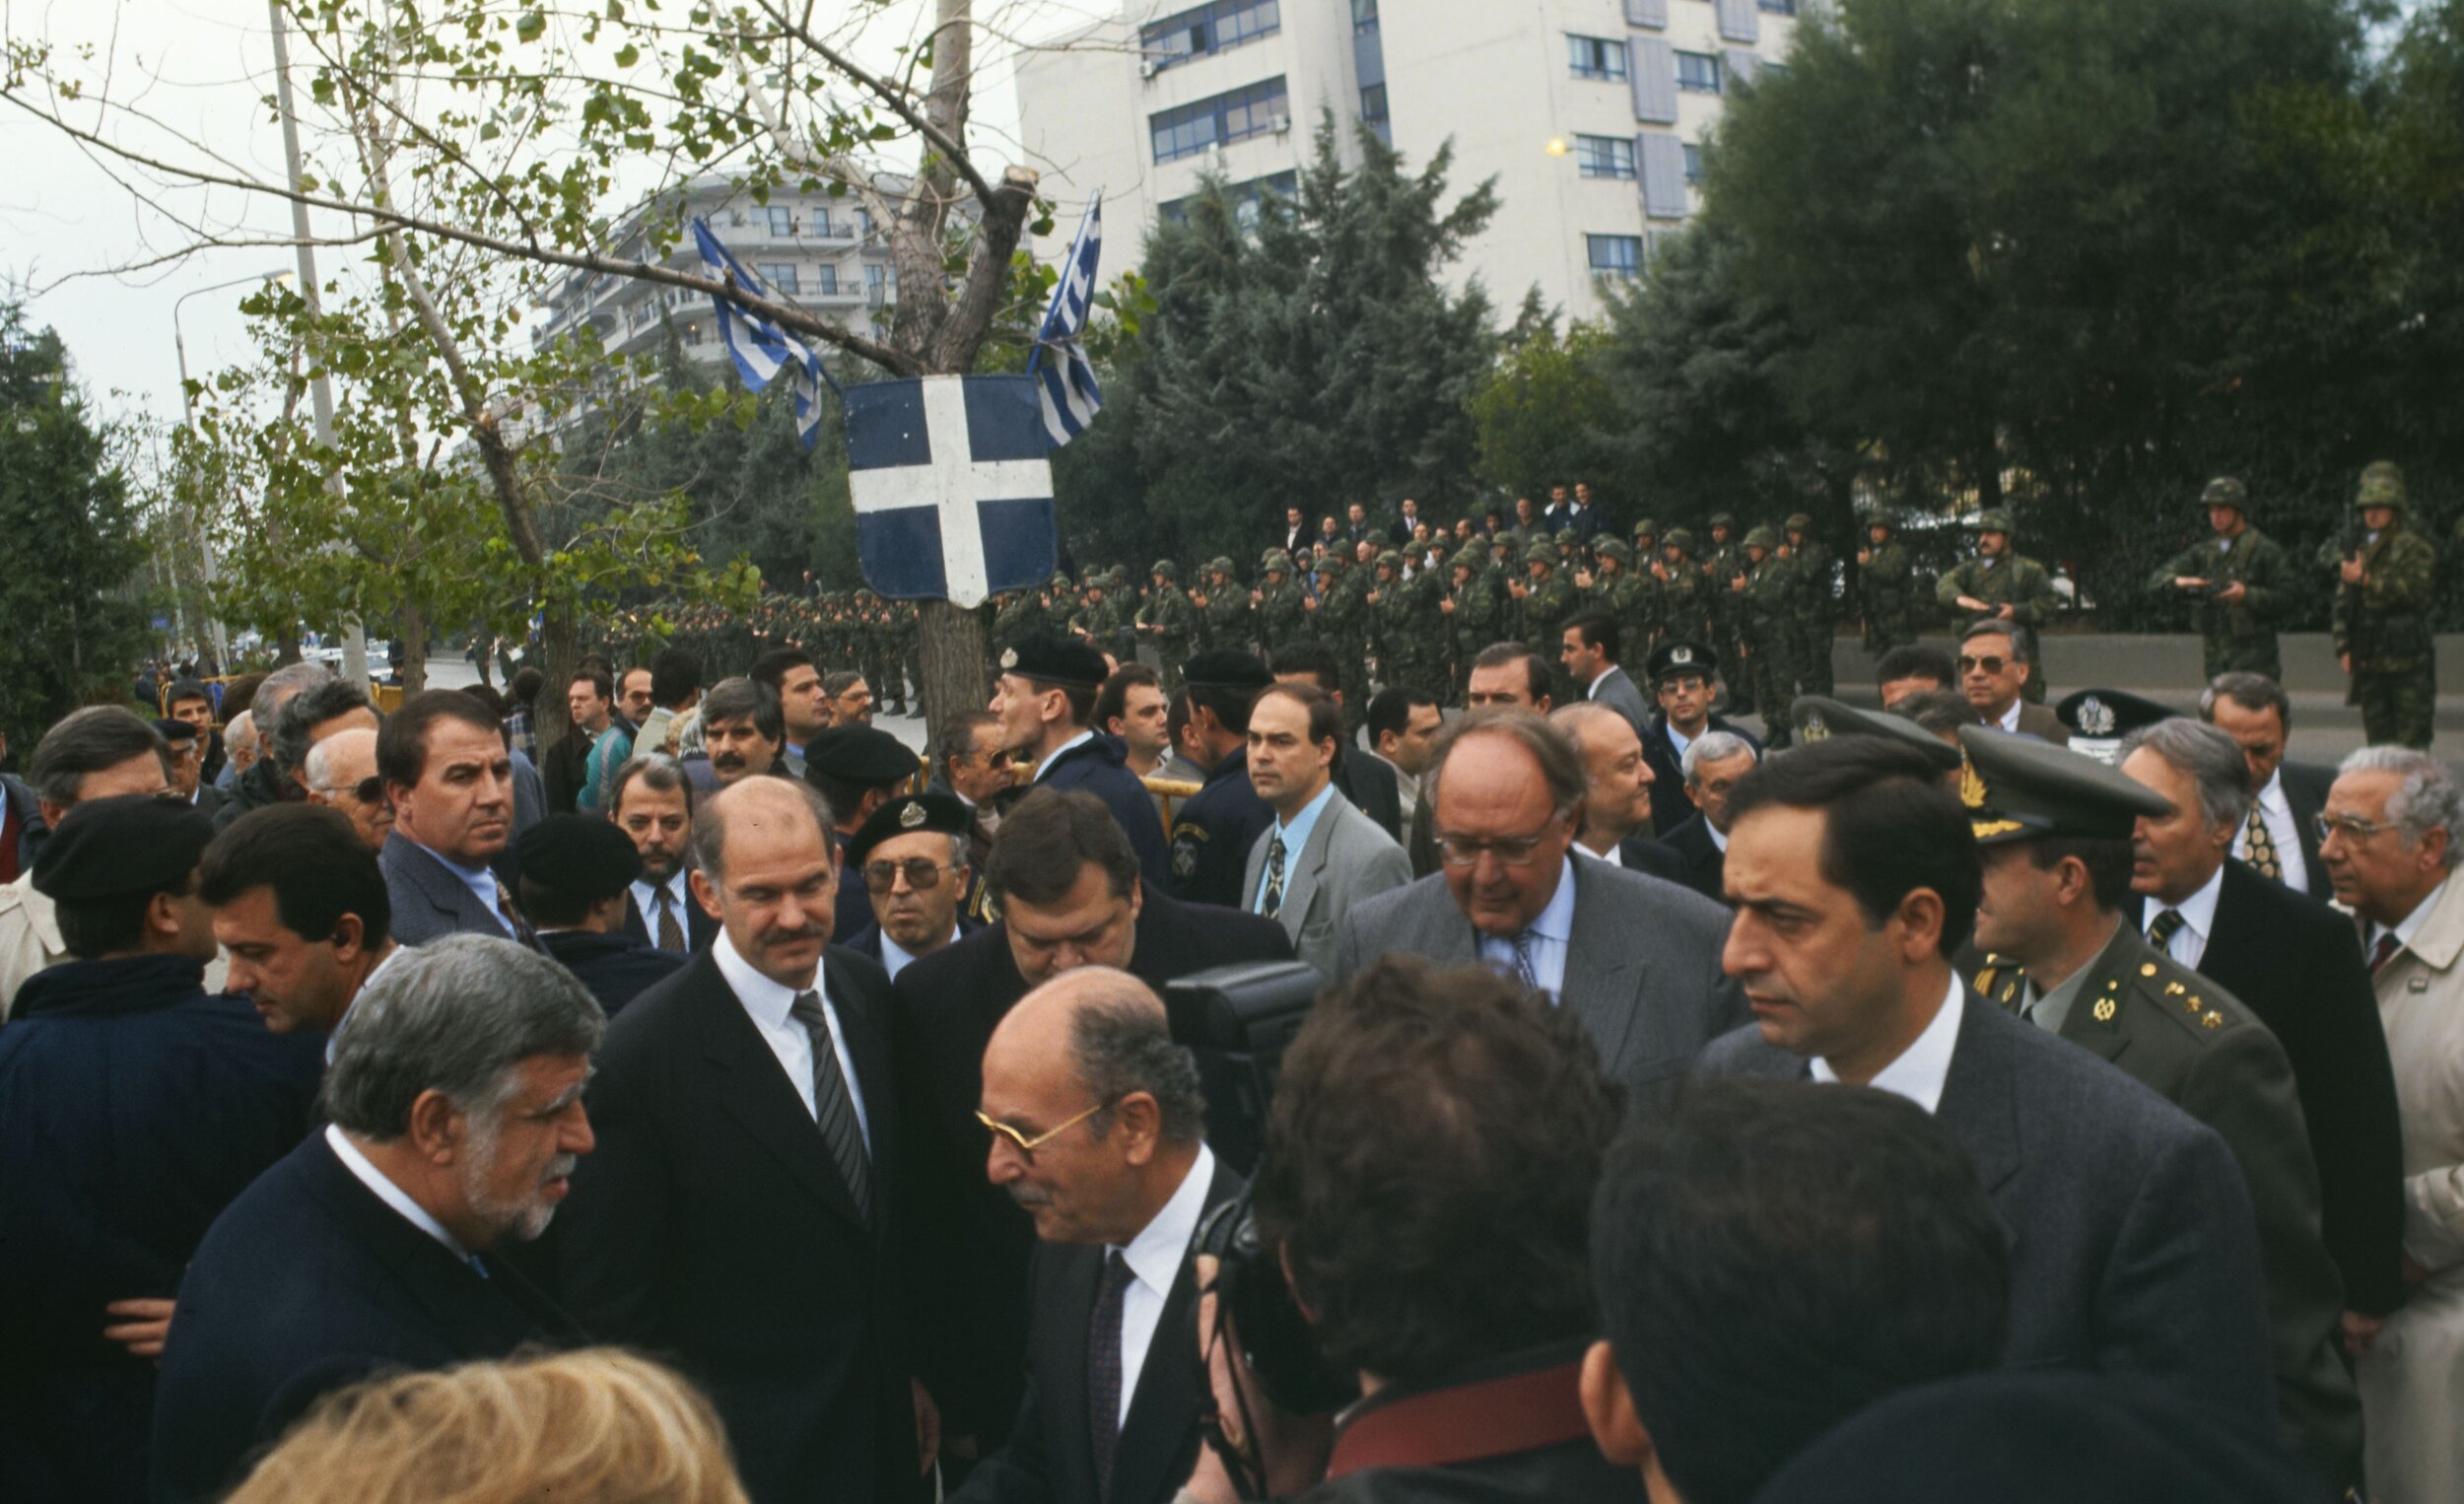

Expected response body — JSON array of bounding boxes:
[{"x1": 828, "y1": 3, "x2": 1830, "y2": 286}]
[
  {"x1": 1708, "y1": 512, "x2": 1738, "y2": 531},
  {"x1": 1664, "y1": 527, "x2": 1696, "y2": 553},
  {"x1": 2358, "y1": 461, "x2": 2407, "y2": 513},
  {"x1": 1151, "y1": 559, "x2": 1178, "y2": 581},
  {"x1": 1376, "y1": 549, "x2": 1403, "y2": 572},
  {"x1": 1631, "y1": 517, "x2": 1659, "y2": 539},
  {"x1": 1596, "y1": 537, "x2": 1632, "y2": 563},
  {"x1": 1525, "y1": 542, "x2": 1557, "y2": 567},
  {"x1": 1449, "y1": 546, "x2": 1485, "y2": 573},
  {"x1": 1261, "y1": 549, "x2": 1291, "y2": 574},
  {"x1": 1051, "y1": 572, "x2": 1071, "y2": 589},
  {"x1": 1863, "y1": 513, "x2": 1897, "y2": 533},
  {"x1": 1554, "y1": 528, "x2": 1579, "y2": 547},
  {"x1": 1082, "y1": 564, "x2": 1104, "y2": 583},
  {"x1": 1784, "y1": 513, "x2": 1813, "y2": 533},
  {"x1": 2199, "y1": 477, "x2": 2247, "y2": 512},
  {"x1": 1975, "y1": 509, "x2": 2016, "y2": 534},
  {"x1": 1208, "y1": 556, "x2": 1235, "y2": 576},
  {"x1": 1745, "y1": 525, "x2": 1780, "y2": 551}
]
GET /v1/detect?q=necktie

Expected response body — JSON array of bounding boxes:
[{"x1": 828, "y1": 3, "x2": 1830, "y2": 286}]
[
  {"x1": 787, "y1": 991, "x2": 872, "y2": 1222},
  {"x1": 1510, "y1": 930, "x2": 1539, "y2": 991},
  {"x1": 654, "y1": 886, "x2": 686, "y2": 953},
  {"x1": 2368, "y1": 931, "x2": 2402, "y2": 976},
  {"x1": 2147, "y1": 908, "x2": 2186, "y2": 953},
  {"x1": 492, "y1": 877, "x2": 537, "y2": 948},
  {"x1": 1261, "y1": 834, "x2": 1287, "y2": 920},
  {"x1": 2243, "y1": 804, "x2": 2282, "y2": 881},
  {"x1": 1087, "y1": 1249, "x2": 1134, "y2": 1500}
]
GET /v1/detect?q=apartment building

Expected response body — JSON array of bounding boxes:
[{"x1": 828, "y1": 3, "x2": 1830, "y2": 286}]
[{"x1": 1014, "y1": 0, "x2": 1805, "y2": 319}]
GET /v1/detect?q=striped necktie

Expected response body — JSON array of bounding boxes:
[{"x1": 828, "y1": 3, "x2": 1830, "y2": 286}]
[
  {"x1": 653, "y1": 886, "x2": 686, "y2": 953},
  {"x1": 2368, "y1": 931, "x2": 2402, "y2": 976},
  {"x1": 787, "y1": 991, "x2": 871, "y2": 1222},
  {"x1": 2147, "y1": 908, "x2": 2186, "y2": 953},
  {"x1": 1260, "y1": 835, "x2": 1287, "y2": 921}
]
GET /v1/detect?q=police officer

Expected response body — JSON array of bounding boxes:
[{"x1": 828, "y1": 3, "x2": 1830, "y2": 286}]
[
  {"x1": 1165, "y1": 649, "x2": 1279, "y2": 908},
  {"x1": 2334, "y1": 461, "x2": 2437, "y2": 748}
]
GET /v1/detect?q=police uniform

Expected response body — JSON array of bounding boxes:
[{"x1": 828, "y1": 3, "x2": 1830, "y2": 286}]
[
  {"x1": 1164, "y1": 650, "x2": 1278, "y2": 909},
  {"x1": 518, "y1": 813, "x2": 682, "y2": 1019}
]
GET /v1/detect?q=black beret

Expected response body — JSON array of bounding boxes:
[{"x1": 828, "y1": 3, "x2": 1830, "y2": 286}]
[
  {"x1": 846, "y1": 790, "x2": 972, "y2": 869},
  {"x1": 151, "y1": 717, "x2": 200, "y2": 745},
  {"x1": 805, "y1": 724, "x2": 923, "y2": 789},
  {"x1": 1182, "y1": 649, "x2": 1274, "y2": 692},
  {"x1": 33, "y1": 794, "x2": 216, "y2": 902},
  {"x1": 1955, "y1": 725, "x2": 2171, "y2": 847},
  {"x1": 995, "y1": 634, "x2": 1108, "y2": 689},
  {"x1": 1646, "y1": 640, "x2": 1720, "y2": 684},
  {"x1": 513, "y1": 813, "x2": 642, "y2": 901}
]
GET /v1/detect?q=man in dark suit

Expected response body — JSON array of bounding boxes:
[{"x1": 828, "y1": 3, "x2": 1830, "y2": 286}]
[
  {"x1": 1561, "y1": 611, "x2": 1653, "y2": 740},
  {"x1": 1640, "y1": 641, "x2": 1760, "y2": 837},
  {"x1": 151, "y1": 936, "x2": 596, "y2": 1503},
  {"x1": 552, "y1": 778, "x2": 926, "y2": 1504},
  {"x1": 1279, "y1": 506, "x2": 1310, "y2": 568},
  {"x1": 2202, "y1": 672, "x2": 2335, "y2": 901},
  {"x1": 1165, "y1": 651, "x2": 1277, "y2": 908},
  {"x1": 608, "y1": 753, "x2": 719, "y2": 955},
  {"x1": 891, "y1": 789, "x2": 1290, "y2": 1458},
  {"x1": 1654, "y1": 728, "x2": 1761, "y2": 905},
  {"x1": 1960, "y1": 621, "x2": 2069, "y2": 744},
  {"x1": 377, "y1": 691, "x2": 532, "y2": 946},
  {"x1": 1695, "y1": 737, "x2": 2277, "y2": 1445},
  {"x1": 949, "y1": 970, "x2": 1237, "y2": 1504},
  {"x1": 839, "y1": 792, "x2": 984, "y2": 982},
  {"x1": 992, "y1": 637, "x2": 1174, "y2": 890},
  {"x1": 0, "y1": 796, "x2": 323, "y2": 1504},
  {"x1": 2115, "y1": 718, "x2": 2408, "y2": 1332},
  {"x1": 519, "y1": 813, "x2": 682, "y2": 1019},
  {"x1": 543, "y1": 667, "x2": 614, "y2": 813},
  {"x1": 1334, "y1": 712, "x2": 1745, "y2": 1109},
  {"x1": 1552, "y1": 703, "x2": 1692, "y2": 887}
]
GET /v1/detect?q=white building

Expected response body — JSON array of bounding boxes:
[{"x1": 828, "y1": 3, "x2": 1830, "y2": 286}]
[{"x1": 1015, "y1": 0, "x2": 1804, "y2": 320}]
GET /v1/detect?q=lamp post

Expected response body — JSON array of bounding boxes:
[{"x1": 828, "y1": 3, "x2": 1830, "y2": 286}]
[{"x1": 171, "y1": 270, "x2": 289, "y2": 671}]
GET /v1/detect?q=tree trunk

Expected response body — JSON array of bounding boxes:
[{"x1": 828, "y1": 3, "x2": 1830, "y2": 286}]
[
  {"x1": 534, "y1": 601, "x2": 582, "y2": 759},
  {"x1": 917, "y1": 599, "x2": 985, "y2": 749},
  {"x1": 400, "y1": 602, "x2": 430, "y2": 693}
]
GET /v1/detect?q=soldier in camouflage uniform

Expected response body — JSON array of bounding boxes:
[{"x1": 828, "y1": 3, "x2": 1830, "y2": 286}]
[
  {"x1": 2334, "y1": 462, "x2": 2437, "y2": 748},
  {"x1": 1511, "y1": 542, "x2": 1579, "y2": 704},
  {"x1": 1581, "y1": 539, "x2": 1655, "y2": 666},
  {"x1": 1309, "y1": 548, "x2": 1374, "y2": 725},
  {"x1": 1192, "y1": 558, "x2": 1247, "y2": 654},
  {"x1": 2151, "y1": 476, "x2": 2295, "y2": 682},
  {"x1": 1137, "y1": 559, "x2": 1198, "y2": 688},
  {"x1": 1440, "y1": 545, "x2": 1500, "y2": 699},
  {"x1": 1729, "y1": 526, "x2": 1794, "y2": 727},
  {"x1": 1782, "y1": 513, "x2": 1837, "y2": 697},
  {"x1": 1255, "y1": 551, "x2": 1308, "y2": 658},
  {"x1": 1626, "y1": 519, "x2": 1664, "y2": 649},
  {"x1": 1854, "y1": 513, "x2": 1919, "y2": 655},
  {"x1": 1654, "y1": 528, "x2": 1715, "y2": 651},
  {"x1": 1937, "y1": 509, "x2": 2059, "y2": 704}
]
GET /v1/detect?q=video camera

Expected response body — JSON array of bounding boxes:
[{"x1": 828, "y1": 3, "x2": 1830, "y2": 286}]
[{"x1": 1163, "y1": 960, "x2": 1322, "y2": 1179}]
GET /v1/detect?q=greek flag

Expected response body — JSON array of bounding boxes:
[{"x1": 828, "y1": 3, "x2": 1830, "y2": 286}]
[
  {"x1": 1027, "y1": 193, "x2": 1104, "y2": 447},
  {"x1": 691, "y1": 217, "x2": 834, "y2": 448}
]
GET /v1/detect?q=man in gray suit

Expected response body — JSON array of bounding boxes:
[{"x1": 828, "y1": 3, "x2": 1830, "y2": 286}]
[
  {"x1": 1695, "y1": 736, "x2": 2277, "y2": 1442},
  {"x1": 1333, "y1": 709, "x2": 1744, "y2": 1107},
  {"x1": 1241, "y1": 684, "x2": 1410, "y2": 977},
  {"x1": 376, "y1": 691, "x2": 534, "y2": 947},
  {"x1": 1562, "y1": 611, "x2": 1652, "y2": 740}
]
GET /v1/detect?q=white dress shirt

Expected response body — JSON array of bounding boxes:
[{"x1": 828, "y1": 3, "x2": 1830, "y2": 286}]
[
  {"x1": 712, "y1": 933, "x2": 871, "y2": 1149},
  {"x1": 327, "y1": 1123, "x2": 474, "y2": 1262},
  {"x1": 1706, "y1": 819, "x2": 1730, "y2": 854},
  {"x1": 2146, "y1": 863, "x2": 2225, "y2": 970},
  {"x1": 1032, "y1": 729, "x2": 1095, "y2": 785},
  {"x1": 2234, "y1": 769, "x2": 2310, "y2": 894},
  {"x1": 630, "y1": 869, "x2": 694, "y2": 950},
  {"x1": 1254, "y1": 784, "x2": 1337, "y2": 913},
  {"x1": 1109, "y1": 1143, "x2": 1217, "y2": 1427},
  {"x1": 1995, "y1": 699, "x2": 2023, "y2": 733},
  {"x1": 1812, "y1": 973, "x2": 1964, "y2": 1114},
  {"x1": 1577, "y1": 842, "x2": 1625, "y2": 868},
  {"x1": 1475, "y1": 857, "x2": 1577, "y2": 1000}
]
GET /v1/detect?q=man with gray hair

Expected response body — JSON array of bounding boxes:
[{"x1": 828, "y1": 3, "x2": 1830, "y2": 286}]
[
  {"x1": 0, "y1": 707, "x2": 172, "y2": 1016},
  {"x1": 952, "y1": 967, "x2": 1236, "y2": 1504},
  {"x1": 214, "y1": 661, "x2": 336, "y2": 831},
  {"x1": 150, "y1": 935, "x2": 597, "y2": 1502},
  {"x1": 262, "y1": 677, "x2": 378, "y2": 803},
  {"x1": 1659, "y1": 728, "x2": 1759, "y2": 905},
  {"x1": 1332, "y1": 709, "x2": 1743, "y2": 1108},
  {"x1": 2117, "y1": 719, "x2": 2407, "y2": 1335},
  {"x1": 2318, "y1": 745, "x2": 2464, "y2": 1501}
]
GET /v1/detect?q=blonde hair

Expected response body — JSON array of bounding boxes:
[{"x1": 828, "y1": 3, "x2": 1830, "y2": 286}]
[{"x1": 227, "y1": 1347, "x2": 747, "y2": 1504}]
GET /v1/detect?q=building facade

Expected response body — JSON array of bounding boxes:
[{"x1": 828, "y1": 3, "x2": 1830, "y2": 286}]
[{"x1": 1015, "y1": 0, "x2": 1805, "y2": 320}]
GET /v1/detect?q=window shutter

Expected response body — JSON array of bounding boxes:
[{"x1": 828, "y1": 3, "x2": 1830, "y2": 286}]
[
  {"x1": 1639, "y1": 133, "x2": 1689, "y2": 219},
  {"x1": 1629, "y1": 37, "x2": 1678, "y2": 124},
  {"x1": 1726, "y1": 48, "x2": 1758, "y2": 88},
  {"x1": 1624, "y1": 0, "x2": 1668, "y2": 27},
  {"x1": 1716, "y1": 0, "x2": 1760, "y2": 43}
]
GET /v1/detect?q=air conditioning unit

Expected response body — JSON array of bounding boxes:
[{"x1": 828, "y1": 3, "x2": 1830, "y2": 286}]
[
  {"x1": 1272, "y1": 115, "x2": 1291, "y2": 135},
  {"x1": 1139, "y1": 59, "x2": 1158, "y2": 80}
]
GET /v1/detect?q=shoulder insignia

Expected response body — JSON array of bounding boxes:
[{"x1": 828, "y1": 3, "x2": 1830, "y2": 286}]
[
  {"x1": 2164, "y1": 981, "x2": 2186, "y2": 996},
  {"x1": 2139, "y1": 962, "x2": 2158, "y2": 978},
  {"x1": 1975, "y1": 965, "x2": 2000, "y2": 994},
  {"x1": 2093, "y1": 996, "x2": 2117, "y2": 1023},
  {"x1": 2202, "y1": 1010, "x2": 2224, "y2": 1029},
  {"x1": 2000, "y1": 982, "x2": 2017, "y2": 1005}
]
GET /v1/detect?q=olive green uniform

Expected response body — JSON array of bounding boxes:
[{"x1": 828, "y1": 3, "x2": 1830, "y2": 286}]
[
  {"x1": 1855, "y1": 532, "x2": 1920, "y2": 654},
  {"x1": 2152, "y1": 526, "x2": 2294, "y2": 682},
  {"x1": 1783, "y1": 518, "x2": 1836, "y2": 697},
  {"x1": 2334, "y1": 465, "x2": 2438, "y2": 748}
]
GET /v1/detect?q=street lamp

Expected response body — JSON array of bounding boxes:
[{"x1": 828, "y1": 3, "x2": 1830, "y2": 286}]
[{"x1": 171, "y1": 269, "x2": 290, "y2": 670}]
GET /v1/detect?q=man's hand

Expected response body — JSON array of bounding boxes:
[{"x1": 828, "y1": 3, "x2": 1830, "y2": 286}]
[
  {"x1": 1250, "y1": 589, "x2": 1263, "y2": 604},
  {"x1": 1439, "y1": 597, "x2": 1455, "y2": 615},
  {"x1": 103, "y1": 1297, "x2": 174, "y2": 1360},
  {"x1": 2342, "y1": 1310, "x2": 2386, "y2": 1358},
  {"x1": 1956, "y1": 594, "x2": 1990, "y2": 614},
  {"x1": 2173, "y1": 576, "x2": 2210, "y2": 591},
  {"x1": 1996, "y1": 604, "x2": 2016, "y2": 621},
  {"x1": 913, "y1": 1379, "x2": 941, "y2": 1474},
  {"x1": 2341, "y1": 651, "x2": 2354, "y2": 676},
  {"x1": 1186, "y1": 1254, "x2": 1335, "y2": 1504},
  {"x1": 2341, "y1": 556, "x2": 2368, "y2": 585},
  {"x1": 2216, "y1": 581, "x2": 2247, "y2": 604},
  {"x1": 1730, "y1": 575, "x2": 1747, "y2": 593}
]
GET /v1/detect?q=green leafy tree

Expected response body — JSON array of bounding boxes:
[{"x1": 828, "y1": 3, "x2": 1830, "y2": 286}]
[
  {"x1": 0, "y1": 307, "x2": 150, "y2": 754},
  {"x1": 1470, "y1": 320, "x2": 1618, "y2": 505}
]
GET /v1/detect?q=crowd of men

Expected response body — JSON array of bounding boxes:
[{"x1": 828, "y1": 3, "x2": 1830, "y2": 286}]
[{"x1": 0, "y1": 460, "x2": 2455, "y2": 1504}]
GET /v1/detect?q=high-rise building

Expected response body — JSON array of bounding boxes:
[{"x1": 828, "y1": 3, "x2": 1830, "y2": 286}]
[{"x1": 1015, "y1": 0, "x2": 1805, "y2": 318}]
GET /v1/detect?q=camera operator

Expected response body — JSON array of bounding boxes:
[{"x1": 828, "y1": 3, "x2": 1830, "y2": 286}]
[{"x1": 1184, "y1": 955, "x2": 1634, "y2": 1502}]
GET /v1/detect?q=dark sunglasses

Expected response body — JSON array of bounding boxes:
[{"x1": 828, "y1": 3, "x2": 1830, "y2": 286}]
[
  {"x1": 860, "y1": 858, "x2": 957, "y2": 895},
  {"x1": 1957, "y1": 654, "x2": 2010, "y2": 675},
  {"x1": 319, "y1": 775, "x2": 385, "y2": 804}
]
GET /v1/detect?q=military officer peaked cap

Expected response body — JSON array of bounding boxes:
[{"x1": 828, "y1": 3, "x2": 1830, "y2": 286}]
[
  {"x1": 805, "y1": 724, "x2": 923, "y2": 789},
  {"x1": 515, "y1": 813, "x2": 642, "y2": 901},
  {"x1": 1183, "y1": 649, "x2": 1275, "y2": 692},
  {"x1": 1789, "y1": 695, "x2": 1960, "y2": 773},
  {"x1": 2054, "y1": 688, "x2": 2179, "y2": 743},
  {"x1": 1647, "y1": 640, "x2": 1719, "y2": 685},
  {"x1": 1953, "y1": 725, "x2": 2171, "y2": 846},
  {"x1": 2199, "y1": 476, "x2": 2247, "y2": 511},
  {"x1": 846, "y1": 789, "x2": 971, "y2": 869},
  {"x1": 33, "y1": 793, "x2": 216, "y2": 902},
  {"x1": 998, "y1": 635, "x2": 1109, "y2": 689}
]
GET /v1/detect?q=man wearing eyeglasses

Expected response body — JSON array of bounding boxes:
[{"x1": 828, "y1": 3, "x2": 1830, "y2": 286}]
[
  {"x1": 1957, "y1": 622, "x2": 2068, "y2": 746},
  {"x1": 1330, "y1": 709, "x2": 1744, "y2": 1110},
  {"x1": 841, "y1": 793, "x2": 982, "y2": 982},
  {"x1": 302, "y1": 728, "x2": 391, "y2": 853}
]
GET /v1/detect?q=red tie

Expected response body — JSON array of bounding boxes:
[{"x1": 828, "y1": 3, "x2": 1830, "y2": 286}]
[{"x1": 2368, "y1": 931, "x2": 2402, "y2": 976}]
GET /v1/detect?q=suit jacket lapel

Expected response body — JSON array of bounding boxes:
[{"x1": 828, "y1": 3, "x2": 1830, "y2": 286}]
[
  {"x1": 1562, "y1": 861, "x2": 1646, "y2": 1067},
  {"x1": 1044, "y1": 1243, "x2": 1102, "y2": 1493},
  {"x1": 1934, "y1": 991, "x2": 2024, "y2": 1196},
  {"x1": 1111, "y1": 1161, "x2": 1241, "y2": 1504},
  {"x1": 301, "y1": 1135, "x2": 541, "y2": 1355},
  {"x1": 1282, "y1": 802, "x2": 1340, "y2": 929},
  {"x1": 690, "y1": 952, "x2": 870, "y2": 1231}
]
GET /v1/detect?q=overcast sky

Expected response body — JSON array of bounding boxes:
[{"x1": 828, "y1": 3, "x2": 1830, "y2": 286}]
[{"x1": 0, "y1": 0, "x2": 1105, "y2": 441}]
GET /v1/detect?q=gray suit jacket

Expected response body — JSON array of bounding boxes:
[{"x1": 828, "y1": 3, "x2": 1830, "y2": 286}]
[
  {"x1": 1242, "y1": 794, "x2": 1412, "y2": 978},
  {"x1": 380, "y1": 832, "x2": 523, "y2": 948},
  {"x1": 1697, "y1": 989, "x2": 2277, "y2": 1437},
  {"x1": 1588, "y1": 665, "x2": 1653, "y2": 739},
  {"x1": 1334, "y1": 858, "x2": 1745, "y2": 1108}
]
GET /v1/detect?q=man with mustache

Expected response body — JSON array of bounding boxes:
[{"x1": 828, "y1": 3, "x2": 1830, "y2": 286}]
[
  {"x1": 698, "y1": 676, "x2": 787, "y2": 789},
  {"x1": 376, "y1": 692, "x2": 534, "y2": 947},
  {"x1": 151, "y1": 936, "x2": 596, "y2": 1503}
]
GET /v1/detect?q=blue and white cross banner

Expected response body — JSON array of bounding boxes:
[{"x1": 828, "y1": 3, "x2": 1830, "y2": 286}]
[
  {"x1": 1027, "y1": 193, "x2": 1104, "y2": 447},
  {"x1": 846, "y1": 375, "x2": 1058, "y2": 609},
  {"x1": 690, "y1": 217, "x2": 835, "y2": 448}
]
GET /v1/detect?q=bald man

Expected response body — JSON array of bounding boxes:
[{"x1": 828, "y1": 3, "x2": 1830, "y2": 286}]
[
  {"x1": 952, "y1": 969, "x2": 1237, "y2": 1504},
  {"x1": 302, "y1": 728, "x2": 392, "y2": 853}
]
